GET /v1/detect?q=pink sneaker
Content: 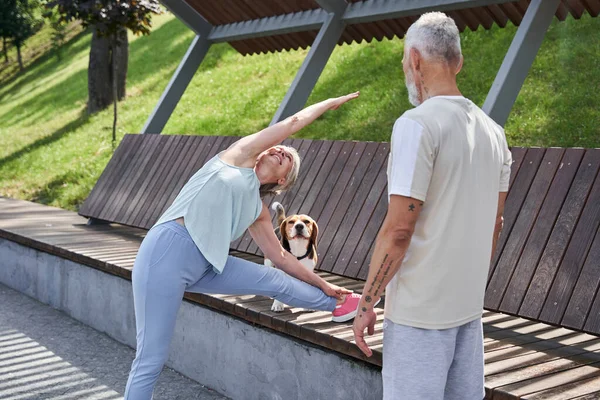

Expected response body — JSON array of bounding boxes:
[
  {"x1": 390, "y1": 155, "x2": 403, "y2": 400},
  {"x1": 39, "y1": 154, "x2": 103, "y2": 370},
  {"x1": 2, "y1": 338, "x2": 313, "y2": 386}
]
[{"x1": 331, "y1": 293, "x2": 362, "y2": 322}]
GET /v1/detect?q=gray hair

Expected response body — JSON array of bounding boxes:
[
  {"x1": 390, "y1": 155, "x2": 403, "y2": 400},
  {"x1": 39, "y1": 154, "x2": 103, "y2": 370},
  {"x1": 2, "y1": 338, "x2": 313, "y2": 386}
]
[
  {"x1": 259, "y1": 145, "x2": 301, "y2": 197},
  {"x1": 404, "y1": 12, "x2": 462, "y2": 66}
]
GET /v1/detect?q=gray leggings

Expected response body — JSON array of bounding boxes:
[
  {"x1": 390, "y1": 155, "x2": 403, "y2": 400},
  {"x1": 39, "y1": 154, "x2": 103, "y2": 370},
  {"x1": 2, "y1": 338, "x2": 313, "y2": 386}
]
[{"x1": 124, "y1": 220, "x2": 337, "y2": 399}]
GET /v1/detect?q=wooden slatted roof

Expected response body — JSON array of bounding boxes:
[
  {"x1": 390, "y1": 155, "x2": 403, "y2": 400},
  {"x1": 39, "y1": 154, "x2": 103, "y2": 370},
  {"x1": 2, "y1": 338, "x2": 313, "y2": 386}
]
[{"x1": 183, "y1": 0, "x2": 600, "y2": 55}]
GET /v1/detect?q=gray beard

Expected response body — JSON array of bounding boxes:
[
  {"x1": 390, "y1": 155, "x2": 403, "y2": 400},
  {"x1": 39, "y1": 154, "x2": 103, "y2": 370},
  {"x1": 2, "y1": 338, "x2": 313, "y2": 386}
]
[{"x1": 405, "y1": 69, "x2": 421, "y2": 107}]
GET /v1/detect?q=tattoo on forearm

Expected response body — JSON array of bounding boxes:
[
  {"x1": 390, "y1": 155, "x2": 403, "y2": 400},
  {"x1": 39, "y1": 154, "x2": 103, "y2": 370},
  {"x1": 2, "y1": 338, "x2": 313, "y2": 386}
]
[
  {"x1": 368, "y1": 254, "x2": 388, "y2": 290},
  {"x1": 366, "y1": 253, "x2": 395, "y2": 298}
]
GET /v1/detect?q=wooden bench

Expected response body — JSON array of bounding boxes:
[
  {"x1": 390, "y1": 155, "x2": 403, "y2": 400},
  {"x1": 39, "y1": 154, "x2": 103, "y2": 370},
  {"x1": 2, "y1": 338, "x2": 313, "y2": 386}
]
[{"x1": 3, "y1": 133, "x2": 600, "y2": 398}]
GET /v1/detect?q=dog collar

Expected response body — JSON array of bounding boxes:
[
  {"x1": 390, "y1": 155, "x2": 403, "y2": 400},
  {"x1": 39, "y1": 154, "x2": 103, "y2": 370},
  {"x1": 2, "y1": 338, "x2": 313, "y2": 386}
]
[{"x1": 296, "y1": 250, "x2": 311, "y2": 261}]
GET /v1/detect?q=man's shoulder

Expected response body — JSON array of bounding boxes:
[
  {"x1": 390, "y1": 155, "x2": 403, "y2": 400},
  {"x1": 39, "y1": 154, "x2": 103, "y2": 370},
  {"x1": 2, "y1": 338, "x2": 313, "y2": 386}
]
[{"x1": 399, "y1": 100, "x2": 444, "y2": 122}]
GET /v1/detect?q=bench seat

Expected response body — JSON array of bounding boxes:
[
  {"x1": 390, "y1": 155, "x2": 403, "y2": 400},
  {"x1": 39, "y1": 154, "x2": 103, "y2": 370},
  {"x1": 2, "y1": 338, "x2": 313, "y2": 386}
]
[{"x1": 3, "y1": 196, "x2": 600, "y2": 399}]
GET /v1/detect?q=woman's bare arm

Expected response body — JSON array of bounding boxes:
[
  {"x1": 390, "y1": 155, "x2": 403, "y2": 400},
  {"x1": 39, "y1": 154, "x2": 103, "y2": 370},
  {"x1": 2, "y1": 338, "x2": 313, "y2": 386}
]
[
  {"x1": 221, "y1": 92, "x2": 359, "y2": 168},
  {"x1": 248, "y1": 204, "x2": 352, "y2": 299}
]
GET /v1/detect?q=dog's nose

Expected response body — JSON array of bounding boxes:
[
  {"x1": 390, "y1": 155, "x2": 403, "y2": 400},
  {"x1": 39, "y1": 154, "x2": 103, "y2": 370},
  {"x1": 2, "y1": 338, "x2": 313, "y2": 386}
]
[{"x1": 295, "y1": 224, "x2": 304, "y2": 232}]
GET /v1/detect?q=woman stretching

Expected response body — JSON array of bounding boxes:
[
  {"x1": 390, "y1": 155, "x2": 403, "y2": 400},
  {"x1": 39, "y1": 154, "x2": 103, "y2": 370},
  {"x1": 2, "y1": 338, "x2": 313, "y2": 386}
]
[{"x1": 125, "y1": 92, "x2": 363, "y2": 399}]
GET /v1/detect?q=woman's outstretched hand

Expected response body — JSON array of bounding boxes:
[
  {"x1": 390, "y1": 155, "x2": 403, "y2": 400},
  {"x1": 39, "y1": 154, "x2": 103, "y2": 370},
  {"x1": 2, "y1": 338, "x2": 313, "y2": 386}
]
[
  {"x1": 321, "y1": 282, "x2": 353, "y2": 300},
  {"x1": 329, "y1": 91, "x2": 360, "y2": 110}
]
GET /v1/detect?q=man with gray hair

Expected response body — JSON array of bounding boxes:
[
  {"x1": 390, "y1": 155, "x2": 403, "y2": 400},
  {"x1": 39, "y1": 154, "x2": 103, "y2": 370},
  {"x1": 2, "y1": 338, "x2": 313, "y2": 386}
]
[{"x1": 352, "y1": 12, "x2": 512, "y2": 399}]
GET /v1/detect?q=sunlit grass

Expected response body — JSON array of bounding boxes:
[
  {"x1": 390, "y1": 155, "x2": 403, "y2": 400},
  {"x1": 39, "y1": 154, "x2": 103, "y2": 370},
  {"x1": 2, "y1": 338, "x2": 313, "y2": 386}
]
[{"x1": 0, "y1": 12, "x2": 598, "y2": 211}]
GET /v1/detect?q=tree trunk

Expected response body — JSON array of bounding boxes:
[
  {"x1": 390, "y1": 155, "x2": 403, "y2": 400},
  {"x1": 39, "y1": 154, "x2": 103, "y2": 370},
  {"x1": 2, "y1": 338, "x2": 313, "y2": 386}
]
[
  {"x1": 87, "y1": 26, "x2": 128, "y2": 114},
  {"x1": 16, "y1": 41, "x2": 23, "y2": 70},
  {"x1": 111, "y1": 33, "x2": 118, "y2": 148},
  {"x1": 2, "y1": 37, "x2": 8, "y2": 63},
  {"x1": 113, "y1": 27, "x2": 128, "y2": 101}
]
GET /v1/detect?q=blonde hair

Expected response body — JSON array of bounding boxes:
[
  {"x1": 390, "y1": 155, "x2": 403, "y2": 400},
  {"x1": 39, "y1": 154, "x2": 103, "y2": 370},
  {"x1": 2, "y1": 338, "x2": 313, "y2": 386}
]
[{"x1": 259, "y1": 145, "x2": 301, "y2": 197}]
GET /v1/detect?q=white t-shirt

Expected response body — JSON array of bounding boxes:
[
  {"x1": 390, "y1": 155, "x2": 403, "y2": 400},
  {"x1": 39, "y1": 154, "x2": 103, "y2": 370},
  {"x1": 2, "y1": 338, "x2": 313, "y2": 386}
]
[{"x1": 385, "y1": 95, "x2": 511, "y2": 329}]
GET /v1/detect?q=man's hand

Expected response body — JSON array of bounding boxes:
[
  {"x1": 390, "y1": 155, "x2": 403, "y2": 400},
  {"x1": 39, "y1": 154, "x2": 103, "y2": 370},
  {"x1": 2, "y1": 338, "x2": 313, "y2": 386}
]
[
  {"x1": 321, "y1": 282, "x2": 353, "y2": 300},
  {"x1": 353, "y1": 307, "x2": 377, "y2": 357}
]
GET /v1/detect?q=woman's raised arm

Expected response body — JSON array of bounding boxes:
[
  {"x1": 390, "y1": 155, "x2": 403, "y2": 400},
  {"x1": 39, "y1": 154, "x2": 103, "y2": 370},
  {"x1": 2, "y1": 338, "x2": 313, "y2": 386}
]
[{"x1": 223, "y1": 92, "x2": 359, "y2": 167}]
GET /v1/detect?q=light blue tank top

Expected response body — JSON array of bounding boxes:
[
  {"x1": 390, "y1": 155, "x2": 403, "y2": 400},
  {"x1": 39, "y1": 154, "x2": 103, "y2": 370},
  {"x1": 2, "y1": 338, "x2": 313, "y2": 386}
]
[{"x1": 153, "y1": 153, "x2": 263, "y2": 274}]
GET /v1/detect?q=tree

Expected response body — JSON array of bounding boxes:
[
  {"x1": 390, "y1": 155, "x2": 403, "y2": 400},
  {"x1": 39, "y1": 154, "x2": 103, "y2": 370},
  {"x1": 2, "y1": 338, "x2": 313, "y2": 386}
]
[
  {"x1": 46, "y1": 0, "x2": 162, "y2": 144},
  {"x1": 1, "y1": 0, "x2": 41, "y2": 70},
  {"x1": 0, "y1": 1, "x2": 13, "y2": 63},
  {"x1": 44, "y1": 7, "x2": 68, "y2": 60}
]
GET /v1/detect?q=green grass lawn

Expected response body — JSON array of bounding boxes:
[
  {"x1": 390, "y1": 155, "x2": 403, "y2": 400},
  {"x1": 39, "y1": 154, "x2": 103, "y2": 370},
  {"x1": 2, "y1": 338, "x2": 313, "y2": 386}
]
[{"x1": 0, "y1": 11, "x2": 599, "y2": 212}]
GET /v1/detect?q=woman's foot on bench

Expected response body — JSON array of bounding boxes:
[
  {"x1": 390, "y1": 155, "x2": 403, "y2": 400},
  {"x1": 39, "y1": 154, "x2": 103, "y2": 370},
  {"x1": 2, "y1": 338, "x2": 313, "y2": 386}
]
[{"x1": 332, "y1": 293, "x2": 362, "y2": 322}]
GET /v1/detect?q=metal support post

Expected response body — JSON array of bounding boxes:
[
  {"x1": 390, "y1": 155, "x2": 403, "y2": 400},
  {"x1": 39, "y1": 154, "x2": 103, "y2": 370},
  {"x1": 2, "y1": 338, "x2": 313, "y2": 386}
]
[
  {"x1": 482, "y1": 0, "x2": 560, "y2": 126},
  {"x1": 270, "y1": 12, "x2": 346, "y2": 125},
  {"x1": 141, "y1": 35, "x2": 212, "y2": 134}
]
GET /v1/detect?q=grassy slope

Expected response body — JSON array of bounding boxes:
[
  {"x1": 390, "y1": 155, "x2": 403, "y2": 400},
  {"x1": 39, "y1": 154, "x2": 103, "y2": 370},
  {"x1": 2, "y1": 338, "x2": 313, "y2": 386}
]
[{"x1": 0, "y1": 12, "x2": 598, "y2": 211}]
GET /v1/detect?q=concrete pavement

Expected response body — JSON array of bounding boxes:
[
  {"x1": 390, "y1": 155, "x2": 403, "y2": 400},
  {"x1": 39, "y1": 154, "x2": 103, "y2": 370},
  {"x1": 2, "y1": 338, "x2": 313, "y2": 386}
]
[{"x1": 0, "y1": 283, "x2": 228, "y2": 400}]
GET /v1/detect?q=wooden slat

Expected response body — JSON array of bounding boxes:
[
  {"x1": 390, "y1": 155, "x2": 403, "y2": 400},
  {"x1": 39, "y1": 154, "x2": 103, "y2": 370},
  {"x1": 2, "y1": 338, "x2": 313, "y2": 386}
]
[
  {"x1": 309, "y1": 142, "x2": 359, "y2": 225},
  {"x1": 118, "y1": 134, "x2": 174, "y2": 227},
  {"x1": 143, "y1": 135, "x2": 194, "y2": 227},
  {"x1": 151, "y1": 135, "x2": 235, "y2": 227},
  {"x1": 582, "y1": 0, "x2": 600, "y2": 16},
  {"x1": 556, "y1": 1, "x2": 571, "y2": 20},
  {"x1": 121, "y1": 135, "x2": 206, "y2": 224},
  {"x1": 123, "y1": 134, "x2": 187, "y2": 226},
  {"x1": 492, "y1": 361, "x2": 600, "y2": 399},
  {"x1": 78, "y1": 134, "x2": 138, "y2": 217},
  {"x1": 566, "y1": 0, "x2": 587, "y2": 18},
  {"x1": 101, "y1": 134, "x2": 166, "y2": 224},
  {"x1": 488, "y1": 148, "x2": 546, "y2": 281},
  {"x1": 485, "y1": 4, "x2": 510, "y2": 27},
  {"x1": 329, "y1": 143, "x2": 389, "y2": 277},
  {"x1": 138, "y1": 135, "x2": 233, "y2": 229},
  {"x1": 564, "y1": 223, "x2": 600, "y2": 331},
  {"x1": 486, "y1": 148, "x2": 558, "y2": 309},
  {"x1": 508, "y1": 147, "x2": 528, "y2": 191},
  {"x1": 499, "y1": 149, "x2": 583, "y2": 314},
  {"x1": 526, "y1": 373, "x2": 600, "y2": 399},
  {"x1": 519, "y1": 150, "x2": 600, "y2": 320},
  {"x1": 92, "y1": 134, "x2": 151, "y2": 223},
  {"x1": 275, "y1": 140, "x2": 336, "y2": 242},
  {"x1": 356, "y1": 188, "x2": 388, "y2": 280},
  {"x1": 470, "y1": 5, "x2": 495, "y2": 29},
  {"x1": 313, "y1": 141, "x2": 377, "y2": 274},
  {"x1": 538, "y1": 151, "x2": 600, "y2": 326},
  {"x1": 79, "y1": 135, "x2": 142, "y2": 219},
  {"x1": 499, "y1": 2, "x2": 524, "y2": 25}
]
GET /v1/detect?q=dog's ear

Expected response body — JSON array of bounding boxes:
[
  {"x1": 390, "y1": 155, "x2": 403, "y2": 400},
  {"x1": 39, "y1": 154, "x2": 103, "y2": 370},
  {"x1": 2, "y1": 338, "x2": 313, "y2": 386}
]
[
  {"x1": 308, "y1": 220, "x2": 319, "y2": 259},
  {"x1": 310, "y1": 220, "x2": 319, "y2": 245},
  {"x1": 280, "y1": 220, "x2": 291, "y2": 252}
]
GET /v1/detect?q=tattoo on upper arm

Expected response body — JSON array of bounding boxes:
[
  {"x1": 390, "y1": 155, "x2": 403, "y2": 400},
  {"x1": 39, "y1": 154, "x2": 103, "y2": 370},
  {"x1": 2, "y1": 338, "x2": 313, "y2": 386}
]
[{"x1": 409, "y1": 203, "x2": 415, "y2": 212}]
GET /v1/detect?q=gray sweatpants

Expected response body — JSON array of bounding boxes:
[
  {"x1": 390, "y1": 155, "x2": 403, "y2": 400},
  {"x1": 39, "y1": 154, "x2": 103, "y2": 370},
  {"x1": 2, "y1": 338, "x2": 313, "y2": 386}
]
[{"x1": 382, "y1": 317, "x2": 485, "y2": 400}]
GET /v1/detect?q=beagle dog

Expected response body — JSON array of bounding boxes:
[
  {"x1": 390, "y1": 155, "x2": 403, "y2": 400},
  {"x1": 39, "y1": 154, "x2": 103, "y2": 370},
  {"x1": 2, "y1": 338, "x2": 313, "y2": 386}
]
[{"x1": 265, "y1": 202, "x2": 319, "y2": 312}]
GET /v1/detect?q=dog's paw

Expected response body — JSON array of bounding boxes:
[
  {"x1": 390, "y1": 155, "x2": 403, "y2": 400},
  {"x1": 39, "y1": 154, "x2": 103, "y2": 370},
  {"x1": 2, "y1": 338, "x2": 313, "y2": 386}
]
[{"x1": 271, "y1": 301, "x2": 285, "y2": 312}]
